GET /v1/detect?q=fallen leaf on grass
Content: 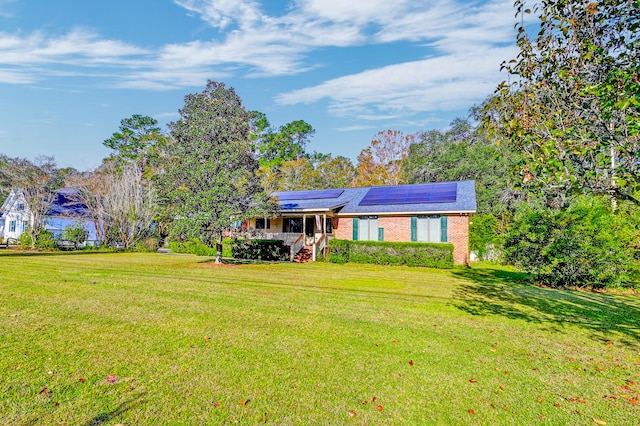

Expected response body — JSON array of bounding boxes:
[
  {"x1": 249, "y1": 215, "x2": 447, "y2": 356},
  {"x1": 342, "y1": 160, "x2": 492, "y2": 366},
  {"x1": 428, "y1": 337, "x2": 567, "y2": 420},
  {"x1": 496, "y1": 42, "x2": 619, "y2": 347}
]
[
  {"x1": 629, "y1": 397, "x2": 638, "y2": 405},
  {"x1": 372, "y1": 396, "x2": 377, "y2": 402},
  {"x1": 606, "y1": 341, "x2": 613, "y2": 346},
  {"x1": 593, "y1": 419, "x2": 607, "y2": 425},
  {"x1": 468, "y1": 409, "x2": 475, "y2": 415},
  {"x1": 79, "y1": 378, "x2": 86, "y2": 383},
  {"x1": 408, "y1": 360, "x2": 414, "y2": 366},
  {"x1": 469, "y1": 378, "x2": 478, "y2": 383},
  {"x1": 102, "y1": 374, "x2": 120, "y2": 384},
  {"x1": 240, "y1": 399, "x2": 250, "y2": 406},
  {"x1": 39, "y1": 387, "x2": 51, "y2": 395},
  {"x1": 348, "y1": 410, "x2": 357, "y2": 417},
  {"x1": 377, "y1": 405, "x2": 383, "y2": 411},
  {"x1": 204, "y1": 336, "x2": 210, "y2": 341}
]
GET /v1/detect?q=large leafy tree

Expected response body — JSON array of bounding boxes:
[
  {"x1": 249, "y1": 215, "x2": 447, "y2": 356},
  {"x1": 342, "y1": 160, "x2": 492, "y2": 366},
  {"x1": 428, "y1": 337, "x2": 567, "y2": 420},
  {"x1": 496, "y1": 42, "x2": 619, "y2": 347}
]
[
  {"x1": 254, "y1": 116, "x2": 315, "y2": 168},
  {"x1": 353, "y1": 130, "x2": 414, "y2": 187},
  {"x1": 486, "y1": 0, "x2": 640, "y2": 204},
  {"x1": 103, "y1": 114, "x2": 164, "y2": 160},
  {"x1": 163, "y1": 81, "x2": 273, "y2": 263}
]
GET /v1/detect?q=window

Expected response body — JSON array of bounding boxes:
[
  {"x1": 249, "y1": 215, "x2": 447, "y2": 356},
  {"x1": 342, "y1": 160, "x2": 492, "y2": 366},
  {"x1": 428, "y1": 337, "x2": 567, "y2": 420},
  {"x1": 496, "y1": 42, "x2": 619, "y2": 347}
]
[
  {"x1": 412, "y1": 216, "x2": 447, "y2": 242},
  {"x1": 354, "y1": 216, "x2": 379, "y2": 241},
  {"x1": 325, "y1": 218, "x2": 333, "y2": 234},
  {"x1": 9, "y1": 220, "x2": 16, "y2": 232},
  {"x1": 17, "y1": 202, "x2": 25, "y2": 211},
  {"x1": 21, "y1": 221, "x2": 27, "y2": 232},
  {"x1": 255, "y1": 218, "x2": 271, "y2": 229},
  {"x1": 283, "y1": 218, "x2": 302, "y2": 233}
]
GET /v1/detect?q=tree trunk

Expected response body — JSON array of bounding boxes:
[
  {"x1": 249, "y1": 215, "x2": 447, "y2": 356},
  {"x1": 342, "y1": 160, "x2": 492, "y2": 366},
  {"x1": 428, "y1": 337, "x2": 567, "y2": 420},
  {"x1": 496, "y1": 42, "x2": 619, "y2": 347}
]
[{"x1": 215, "y1": 235, "x2": 223, "y2": 264}]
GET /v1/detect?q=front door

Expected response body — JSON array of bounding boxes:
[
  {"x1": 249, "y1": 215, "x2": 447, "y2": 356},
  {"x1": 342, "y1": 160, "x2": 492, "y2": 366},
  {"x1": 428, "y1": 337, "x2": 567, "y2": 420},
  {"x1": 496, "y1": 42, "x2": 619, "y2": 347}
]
[{"x1": 305, "y1": 217, "x2": 315, "y2": 237}]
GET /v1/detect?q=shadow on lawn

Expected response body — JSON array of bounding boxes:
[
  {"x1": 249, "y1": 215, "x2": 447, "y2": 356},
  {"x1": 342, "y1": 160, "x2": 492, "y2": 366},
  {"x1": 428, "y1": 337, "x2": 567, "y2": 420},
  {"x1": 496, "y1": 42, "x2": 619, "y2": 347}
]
[
  {"x1": 453, "y1": 267, "x2": 640, "y2": 346},
  {"x1": 83, "y1": 393, "x2": 146, "y2": 426}
]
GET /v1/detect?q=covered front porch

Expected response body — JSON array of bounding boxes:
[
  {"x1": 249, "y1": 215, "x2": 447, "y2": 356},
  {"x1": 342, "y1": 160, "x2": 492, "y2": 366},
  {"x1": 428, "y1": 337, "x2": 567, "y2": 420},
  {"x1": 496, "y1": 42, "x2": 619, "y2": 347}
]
[{"x1": 239, "y1": 212, "x2": 336, "y2": 262}]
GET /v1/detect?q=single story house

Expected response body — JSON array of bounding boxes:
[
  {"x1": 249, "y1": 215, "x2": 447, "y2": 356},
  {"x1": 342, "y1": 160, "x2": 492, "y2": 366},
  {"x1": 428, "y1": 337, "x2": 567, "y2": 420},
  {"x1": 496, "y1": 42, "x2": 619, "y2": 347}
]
[
  {"x1": 0, "y1": 188, "x2": 97, "y2": 245},
  {"x1": 244, "y1": 180, "x2": 476, "y2": 265}
]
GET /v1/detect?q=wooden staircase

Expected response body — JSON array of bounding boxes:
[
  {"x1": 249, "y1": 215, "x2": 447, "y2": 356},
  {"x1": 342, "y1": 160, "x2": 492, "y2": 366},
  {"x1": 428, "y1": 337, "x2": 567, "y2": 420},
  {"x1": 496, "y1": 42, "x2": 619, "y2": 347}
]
[{"x1": 293, "y1": 246, "x2": 313, "y2": 263}]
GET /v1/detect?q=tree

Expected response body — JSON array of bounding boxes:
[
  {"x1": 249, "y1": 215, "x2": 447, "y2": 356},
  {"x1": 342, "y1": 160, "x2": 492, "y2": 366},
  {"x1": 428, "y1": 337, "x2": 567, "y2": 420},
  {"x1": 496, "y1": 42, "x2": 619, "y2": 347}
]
[
  {"x1": 485, "y1": 0, "x2": 640, "y2": 205},
  {"x1": 3, "y1": 156, "x2": 60, "y2": 248},
  {"x1": 254, "y1": 118, "x2": 315, "y2": 168},
  {"x1": 103, "y1": 114, "x2": 166, "y2": 161},
  {"x1": 353, "y1": 130, "x2": 414, "y2": 187},
  {"x1": 312, "y1": 155, "x2": 356, "y2": 189},
  {"x1": 257, "y1": 154, "x2": 356, "y2": 193},
  {"x1": 104, "y1": 162, "x2": 157, "y2": 249},
  {"x1": 163, "y1": 80, "x2": 274, "y2": 263}
]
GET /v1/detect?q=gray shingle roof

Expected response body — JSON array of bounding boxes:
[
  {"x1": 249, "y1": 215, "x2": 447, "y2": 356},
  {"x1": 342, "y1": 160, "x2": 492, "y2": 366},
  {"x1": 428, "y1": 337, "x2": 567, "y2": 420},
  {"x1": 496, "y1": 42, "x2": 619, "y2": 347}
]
[{"x1": 273, "y1": 180, "x2": 477, "y2": 215}]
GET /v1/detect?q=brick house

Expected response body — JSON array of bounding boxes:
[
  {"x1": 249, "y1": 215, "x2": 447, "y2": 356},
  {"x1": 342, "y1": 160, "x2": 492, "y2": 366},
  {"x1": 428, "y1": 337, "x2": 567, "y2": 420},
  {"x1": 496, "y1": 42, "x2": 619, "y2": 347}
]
[{"x1": 245, "y1": 181, "x2": 477, "y2": 265}]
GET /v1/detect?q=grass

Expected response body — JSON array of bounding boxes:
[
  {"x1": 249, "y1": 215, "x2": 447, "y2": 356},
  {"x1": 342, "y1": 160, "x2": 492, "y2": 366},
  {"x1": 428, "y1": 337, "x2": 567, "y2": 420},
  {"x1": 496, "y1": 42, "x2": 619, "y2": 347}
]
[{"x1": 0, "y1": 251, "x2": 638, "y2": 425}]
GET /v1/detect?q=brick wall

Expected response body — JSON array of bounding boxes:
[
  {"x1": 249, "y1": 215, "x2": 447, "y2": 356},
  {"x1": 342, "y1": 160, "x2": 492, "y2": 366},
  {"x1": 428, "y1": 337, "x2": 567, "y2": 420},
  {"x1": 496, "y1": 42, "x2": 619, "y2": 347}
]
[
  {"x1": 447, "y1": 215, "x2": 470, "y2": 265},
  {"x1": 332, "y1": 214, "x2": 470, "y2": 265}
]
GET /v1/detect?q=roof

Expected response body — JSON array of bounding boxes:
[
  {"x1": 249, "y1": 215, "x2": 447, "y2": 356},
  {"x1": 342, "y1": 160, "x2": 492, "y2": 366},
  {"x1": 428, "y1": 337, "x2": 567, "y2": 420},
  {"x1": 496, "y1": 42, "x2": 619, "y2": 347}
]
[
  {"x1": 273, "y1": 181, "x2": 477, "y2": 215},
  {"x1": 47, "y1": 188, "x2": 89, "y2": 217},
  {"x1": 0, "y1": 187, "x2": 89, "y2": 217}
]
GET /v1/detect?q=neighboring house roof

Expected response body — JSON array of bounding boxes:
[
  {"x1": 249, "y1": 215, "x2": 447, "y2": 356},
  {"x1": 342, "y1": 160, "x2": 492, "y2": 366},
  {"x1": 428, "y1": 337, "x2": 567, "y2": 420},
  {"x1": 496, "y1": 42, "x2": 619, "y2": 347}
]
[
  {"x1": 47, "y1": 188, "x2": 89, "y2": 217},
  {"x1": 0, "y1": 188, "x2": 89, "y2": 218},
  {"x1": 273, "y1": 180, "x2": 477, "y2": 215}
]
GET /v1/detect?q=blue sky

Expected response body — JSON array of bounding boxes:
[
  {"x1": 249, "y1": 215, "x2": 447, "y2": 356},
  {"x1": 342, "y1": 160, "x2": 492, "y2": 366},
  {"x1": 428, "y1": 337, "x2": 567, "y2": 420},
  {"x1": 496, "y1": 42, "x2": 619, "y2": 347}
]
[{"x1": 0, "y1": 0, "x2": 520, "y2": 170}]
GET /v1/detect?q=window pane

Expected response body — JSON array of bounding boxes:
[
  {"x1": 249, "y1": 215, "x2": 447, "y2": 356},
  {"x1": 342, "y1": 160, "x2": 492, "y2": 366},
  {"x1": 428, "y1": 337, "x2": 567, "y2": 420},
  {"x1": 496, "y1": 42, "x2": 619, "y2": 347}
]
[
  {"x1": 417, "y1": 217, "x2": 428, "y2": 242},
  {"x1": 429, "y1": 218, "x2": 441, "y2": 242}
]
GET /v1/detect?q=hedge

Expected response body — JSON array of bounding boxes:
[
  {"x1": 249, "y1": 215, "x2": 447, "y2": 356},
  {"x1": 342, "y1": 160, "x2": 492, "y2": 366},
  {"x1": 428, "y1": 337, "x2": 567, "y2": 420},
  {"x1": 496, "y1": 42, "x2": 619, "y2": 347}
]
[
  {"x1": 326, "y1": 239, "x2": 454, "y2": 268},
  {"x1": 169, "y1": 238, "x2": 232, "y2": 257},
  {"x1": 231, "y1": 239, "x2": 289, "y2": 261}
]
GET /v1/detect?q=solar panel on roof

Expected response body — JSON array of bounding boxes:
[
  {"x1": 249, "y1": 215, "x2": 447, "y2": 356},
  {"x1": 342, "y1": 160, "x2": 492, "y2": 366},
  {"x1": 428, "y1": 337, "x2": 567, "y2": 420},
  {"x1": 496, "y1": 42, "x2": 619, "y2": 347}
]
[
  {"x1": 359, "y1": 183, "x2": 457, "y2": 205},
  {"x1": 276, "y1": 189, "x2": 344, "y2": 201}
]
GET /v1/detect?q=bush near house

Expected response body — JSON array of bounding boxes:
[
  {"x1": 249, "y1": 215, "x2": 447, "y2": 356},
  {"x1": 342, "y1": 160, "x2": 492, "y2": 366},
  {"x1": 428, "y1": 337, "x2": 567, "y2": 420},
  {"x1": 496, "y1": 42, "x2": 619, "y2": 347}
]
[
  {"x1": 327, "y1": 239, "x2": 454, "y2": 268},
  {"x1": 231, "y1": 239, "x2": 289, "y2": 261},
  {"x1": 169, "y1": 238, "x2": 233, "y2": 257}
]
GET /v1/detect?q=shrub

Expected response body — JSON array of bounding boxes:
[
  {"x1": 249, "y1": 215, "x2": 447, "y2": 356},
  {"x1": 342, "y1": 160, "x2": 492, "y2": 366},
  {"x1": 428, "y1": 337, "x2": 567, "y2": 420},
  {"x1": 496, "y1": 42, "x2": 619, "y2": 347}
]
[
  {"x1": 231, "y1": 239, "x2": 288, "y2": 261},
  {"x1": 19, "y1": 232, "x2": 33, "y2": 249},
  {"x1": 169, "y1": 238, "x2": 233, "y2": 257},
  {"x1": 505, "y1": 197, "x2": 640, "y2": 289},
  {"x1": 169, "y1": 238, "x2": 217, "y2": 256},
  {"x1": 35, "y1": 229, "x2": 56, "y2": 250},
  {"x1": 469, "y1": 213, "x2": 503, "y2": 261},
  {"x1": 63, "y1": 222, "x2": 89, "y2": 249},
  {"x1": 327, "y1": 239, "x2": 454, "y2": 268}
]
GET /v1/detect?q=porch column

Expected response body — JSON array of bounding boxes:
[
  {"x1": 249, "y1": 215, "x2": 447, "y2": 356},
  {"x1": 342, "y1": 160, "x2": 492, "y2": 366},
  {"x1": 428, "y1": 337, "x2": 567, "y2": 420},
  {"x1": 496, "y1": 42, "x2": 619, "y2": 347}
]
[{"x1": 302, "y1": 214, "x2": 306, "y2": 243}]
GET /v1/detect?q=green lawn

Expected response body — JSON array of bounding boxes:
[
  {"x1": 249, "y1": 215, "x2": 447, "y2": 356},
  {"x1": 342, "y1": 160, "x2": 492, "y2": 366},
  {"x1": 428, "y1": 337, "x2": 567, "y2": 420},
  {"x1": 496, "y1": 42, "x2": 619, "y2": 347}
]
[{"x1": 0, "y1": 251, "x2": 638, "y2": 425}]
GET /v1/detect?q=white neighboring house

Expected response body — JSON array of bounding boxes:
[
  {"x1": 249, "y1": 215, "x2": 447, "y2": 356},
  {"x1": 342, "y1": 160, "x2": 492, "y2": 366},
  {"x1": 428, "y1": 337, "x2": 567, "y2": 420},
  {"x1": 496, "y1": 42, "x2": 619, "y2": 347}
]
[{"x1": 0, "y1": 188, "x2": 98, "y2": 245}]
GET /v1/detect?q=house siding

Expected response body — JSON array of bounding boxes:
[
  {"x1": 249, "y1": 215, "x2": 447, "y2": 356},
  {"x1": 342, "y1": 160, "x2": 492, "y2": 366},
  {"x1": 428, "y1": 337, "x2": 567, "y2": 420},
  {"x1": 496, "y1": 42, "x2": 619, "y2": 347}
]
[{"x1": 334, "y1": 214, "x2": 470, "y2": 265}]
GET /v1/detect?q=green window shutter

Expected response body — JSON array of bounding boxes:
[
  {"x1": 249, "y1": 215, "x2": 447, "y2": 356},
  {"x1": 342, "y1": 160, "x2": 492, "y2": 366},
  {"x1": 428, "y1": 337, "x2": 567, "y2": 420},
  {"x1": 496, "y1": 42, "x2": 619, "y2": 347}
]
[
  {"x1": 441, "y1": 216, "x2": 448, "y2": 242},
  {"x1": 378, "y1": 228, "x2": 384, "y2": 241},
  {"x1": 352, "y1": 218, "x2": 359, "y2": 241},
  {"x1": 411, "y1": 217, "x2": 417, "y2": 242}
]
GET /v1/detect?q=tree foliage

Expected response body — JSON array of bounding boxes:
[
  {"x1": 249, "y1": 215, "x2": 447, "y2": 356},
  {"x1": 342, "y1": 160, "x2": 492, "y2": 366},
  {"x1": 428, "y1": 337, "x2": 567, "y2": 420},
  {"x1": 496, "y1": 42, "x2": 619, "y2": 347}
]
[
  {"x1": 163, "y1": 81, "x2": 274, "y2": 263},
  {"x1": 103, "y1": 114, "x2": 165, "y2": 160},
  {"x1": 485, "y1": 0, "x2": 640, "y2": 204},
  {"x1": 253, "y1": 114, "x2": 315, "y2": 168},
  {"x1": 258, "y1": 154, "x2": 356, "y2": 192},
  {"x1": 354, "y1": 130, "x2": 414, "y2": 187},
  {"x1": 505, "y1": 196, "x2": 640, "y2": 288}
]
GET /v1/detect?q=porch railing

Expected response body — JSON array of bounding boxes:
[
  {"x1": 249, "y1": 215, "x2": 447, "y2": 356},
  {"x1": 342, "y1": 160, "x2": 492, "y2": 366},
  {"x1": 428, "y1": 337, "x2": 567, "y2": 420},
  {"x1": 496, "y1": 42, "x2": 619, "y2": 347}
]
[{"x1": 289, "y1": 233, "x2": 305, "y2": 262}]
